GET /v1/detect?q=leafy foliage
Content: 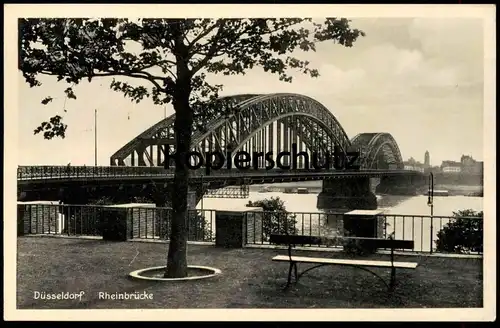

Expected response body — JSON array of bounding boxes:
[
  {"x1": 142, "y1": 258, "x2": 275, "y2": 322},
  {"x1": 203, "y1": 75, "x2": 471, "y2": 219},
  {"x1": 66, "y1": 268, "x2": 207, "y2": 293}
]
[
  {"x1": 32, "y1": 115, "x2": 67, "y2": 139},
  {"x1": 246, "y1": 197, "x2": 297, "y2": 240},
  {"x1": 19, "y1": 18, "x2": 365, "y2": 139},
  {"x1": 435, "y1": 209, "x2": 483, "y2": 254},
  {"x1": 188, "y1": 211, "x2": 214, "y2": 242},
  {"x1": 90, "y1": 196, "x2": 115, "y2": 205}
]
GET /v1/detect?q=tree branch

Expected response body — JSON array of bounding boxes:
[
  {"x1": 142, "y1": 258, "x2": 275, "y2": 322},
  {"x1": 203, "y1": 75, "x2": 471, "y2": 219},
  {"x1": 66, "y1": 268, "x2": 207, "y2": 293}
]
[
  {"x1": 186, "y1": 20, "x2": 221, "y2": 50},
  {"x1": 190, "y1": 20, "x2": 227, "y2": 75},
  {"x1": 39, "y1": 69, "x2": 168, "y2": 92}
]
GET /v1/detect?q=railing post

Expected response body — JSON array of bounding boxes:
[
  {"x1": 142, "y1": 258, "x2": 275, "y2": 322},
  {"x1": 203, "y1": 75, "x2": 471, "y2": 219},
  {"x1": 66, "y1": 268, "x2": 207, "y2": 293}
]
[
  {"x1": 427, "y1": 172, "x2": 434, "y2": 254},
  {"x1": 429, "y1": 217, "x2": 434, "y2": 254}
]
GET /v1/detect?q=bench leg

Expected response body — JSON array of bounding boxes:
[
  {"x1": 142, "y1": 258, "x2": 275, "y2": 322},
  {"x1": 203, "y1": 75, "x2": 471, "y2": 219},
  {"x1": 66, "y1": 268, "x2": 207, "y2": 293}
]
[
  {"x1": 389, "y1": 267, "x2": 396, "y2": 291},
  {"x1": 285, "y1": 261, "x2": 298, "y2": 290},
  {"x1": 293, "y1": 262, "x2": 298, "y2": 284}
]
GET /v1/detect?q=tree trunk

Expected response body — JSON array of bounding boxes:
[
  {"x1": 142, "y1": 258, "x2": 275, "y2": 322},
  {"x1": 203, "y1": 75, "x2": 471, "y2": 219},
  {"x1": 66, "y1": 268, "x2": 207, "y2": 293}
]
[
  {"x1": 164, "y1": 93, "x2": 193, "y2": 278},
  {"x1": 165, "y1": 86, "x2": 193, "y2": 278},
  {"x1": 164, "y1": 20, "x2": 195, "y2": 278}
]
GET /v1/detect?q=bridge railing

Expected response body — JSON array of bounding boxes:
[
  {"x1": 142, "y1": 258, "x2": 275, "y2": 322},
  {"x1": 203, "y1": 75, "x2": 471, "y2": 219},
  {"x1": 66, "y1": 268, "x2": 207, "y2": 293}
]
[
  {"x1": 17, "y1": 165, "x2": 417, "y2": 181},
  {"x1": 17, "y1": 165, "x2": 168, "y2": 180},
  {"x1": 244, "y1": 211, "x2": 483, "y2": 255}
]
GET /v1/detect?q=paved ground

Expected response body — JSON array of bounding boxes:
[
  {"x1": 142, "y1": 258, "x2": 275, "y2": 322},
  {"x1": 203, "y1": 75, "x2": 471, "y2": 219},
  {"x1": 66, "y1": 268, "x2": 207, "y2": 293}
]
[{"x1": 17, "y1": 237, "x2": 483, "y2": 309}]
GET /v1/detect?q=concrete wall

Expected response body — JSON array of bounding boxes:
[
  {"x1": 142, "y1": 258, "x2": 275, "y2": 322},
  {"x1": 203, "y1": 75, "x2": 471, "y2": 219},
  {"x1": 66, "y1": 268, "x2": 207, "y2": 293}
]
[
  {"x1": 107, "y1": 203, "x2": 157, "y2": 239},
  {"x1": 215, "y1": 207, "x2": 263, "y2": 248},
  {"x1": 245, "y1": 208, "x2": 263, "y2": 244},
  {"x1": 17, "y1": 201, "x2": 61, "y2": 235}
]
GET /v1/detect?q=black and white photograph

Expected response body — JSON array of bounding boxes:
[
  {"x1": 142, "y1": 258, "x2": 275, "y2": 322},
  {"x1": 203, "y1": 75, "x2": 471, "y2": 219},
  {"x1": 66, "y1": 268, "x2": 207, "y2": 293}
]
[{"x1": 4, "y1": 3, "x2": 495, "y2": 321}]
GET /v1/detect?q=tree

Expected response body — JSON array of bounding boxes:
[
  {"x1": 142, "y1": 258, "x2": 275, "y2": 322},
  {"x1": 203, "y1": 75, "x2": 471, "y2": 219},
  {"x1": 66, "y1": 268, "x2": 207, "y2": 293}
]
[
  {"x1": 435, "y1": 209, "x2": 483, "y2": 254},
  {"x1": 19, "y1": 18, "x2": 365, "y2": 277},
  {"x1": 246, "y1": 197, "x2": 297, "y2": 239}
]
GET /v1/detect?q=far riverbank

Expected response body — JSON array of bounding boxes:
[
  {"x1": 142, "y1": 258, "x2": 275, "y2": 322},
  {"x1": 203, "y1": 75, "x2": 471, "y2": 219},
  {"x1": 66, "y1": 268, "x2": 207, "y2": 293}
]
[{"x1": 249, "y1": 181, "x2": 483, "y2": 197}]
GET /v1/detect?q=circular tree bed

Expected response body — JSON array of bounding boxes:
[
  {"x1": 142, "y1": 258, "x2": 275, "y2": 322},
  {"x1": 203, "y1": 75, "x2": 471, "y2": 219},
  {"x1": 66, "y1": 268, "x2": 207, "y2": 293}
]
[{"x1": 129, "y1": 265, "x2": 222, "y2": 282}]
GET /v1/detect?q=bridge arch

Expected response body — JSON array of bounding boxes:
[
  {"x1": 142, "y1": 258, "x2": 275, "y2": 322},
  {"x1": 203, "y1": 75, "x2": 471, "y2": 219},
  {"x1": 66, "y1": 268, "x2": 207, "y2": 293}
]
[
  {"x1": 350, "y1": 133, "x2": 404, "y2": 170},
  {"x1": 110, "y1": 93, "x2": 352, "y2": 168}
]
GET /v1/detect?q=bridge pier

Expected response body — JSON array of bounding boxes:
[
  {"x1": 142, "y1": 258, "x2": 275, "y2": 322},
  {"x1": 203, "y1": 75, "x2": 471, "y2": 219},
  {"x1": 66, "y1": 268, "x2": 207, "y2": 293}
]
[
  {"x1": 152, "y1": 183, "x2": 205, "y2": 209},
  {"x1": 370, "y1": 177, "x2": 381, "y2": 194},
  {"x1": 316, "y1": 177, "x2": 378, "y2": 212},
  {"x1": 375, "y1": 175, "x2": 426, "y2": 196}
]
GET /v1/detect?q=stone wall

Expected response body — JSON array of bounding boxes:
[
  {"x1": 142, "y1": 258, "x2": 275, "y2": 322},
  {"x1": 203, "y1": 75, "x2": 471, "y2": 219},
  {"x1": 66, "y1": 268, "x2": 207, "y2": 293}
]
[
  {"x1": 129, "y1": 207, "x2": 157, "y2": 238},
  {"x1": 18, "y1": 202, "x2": 60, "y2": 235},
  {"x1": 245, "y1": 208, "x2": 263, "y2": 244}
]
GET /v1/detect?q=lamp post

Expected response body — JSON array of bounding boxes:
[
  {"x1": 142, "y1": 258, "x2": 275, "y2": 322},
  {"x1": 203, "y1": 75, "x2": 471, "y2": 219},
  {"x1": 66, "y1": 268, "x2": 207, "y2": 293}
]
[
  {"x1": 427, "y1": 172, "x2": 434, "y2": 253},
  {"x1": 94, "y1": 109, "x2": 98, "y2": 166},
  {"x1": 201, "y1": 174, "x2": 204, "y2": 212}
]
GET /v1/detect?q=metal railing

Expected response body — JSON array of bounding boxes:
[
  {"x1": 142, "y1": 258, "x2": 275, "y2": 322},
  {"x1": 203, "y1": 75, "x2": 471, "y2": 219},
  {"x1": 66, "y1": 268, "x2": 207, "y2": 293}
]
[
  {"x1": 17, "y1": 204, "x2": 482, "y2": 254},
  {"x1": 133, "y1": 208, "x2": 216, "y2": 242},
  {"x1": 244, "y1": 211, "x2": 483, "y2": 255},
  {"x1": 17, "y1": 204, "x2": 216, "y2": 243},
  {"x1": 244, "y1": 211, "x2": 344, "y2": 246},
  {"x1": 381, "y1": 214, "x2": 483, "y2": 254},
  {"x1": 17, "y1": 165, "x2": 416, "y2": 181}
]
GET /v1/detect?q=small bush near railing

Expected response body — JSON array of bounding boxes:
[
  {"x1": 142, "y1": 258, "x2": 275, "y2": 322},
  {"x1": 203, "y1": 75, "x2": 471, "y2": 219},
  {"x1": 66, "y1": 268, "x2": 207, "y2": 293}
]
[
  {"x1": 247, "y1": 197, "x2": 297, "y2": 241},
  {"x1": 435, "y1": 209, "x2": 483, "y2": 254},
  {"x1": 341, "y1": 230, "x2": 369, "y2": 256},
  {"x1": 188, "y1": 211, "x2": 214, "y2": 242}
]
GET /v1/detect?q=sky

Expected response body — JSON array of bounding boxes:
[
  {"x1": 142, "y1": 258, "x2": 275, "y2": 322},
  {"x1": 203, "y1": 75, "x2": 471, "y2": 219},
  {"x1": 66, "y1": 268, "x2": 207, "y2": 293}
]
[{"x1": 17, "y1": 17, "x2": 485, "y2": 167}]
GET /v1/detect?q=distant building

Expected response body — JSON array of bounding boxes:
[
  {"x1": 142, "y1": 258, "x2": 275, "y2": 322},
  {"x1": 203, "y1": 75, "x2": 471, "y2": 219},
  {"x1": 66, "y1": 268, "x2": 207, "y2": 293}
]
[
  {"x1": 403, "y1": 157, "x2": 425, "y2": 173},
  {"x1": 428, "y1": 165, "x2": 441, "y2": 174},
  {"x1": 405, "y1": 154, "x2": 482, "y2": 175},
  {"x1": 460, "y1": 155, "x2": 483, "y2": 174},
  {"x1": 441, "y1": 160, "x2": 462, "y2": 173}
]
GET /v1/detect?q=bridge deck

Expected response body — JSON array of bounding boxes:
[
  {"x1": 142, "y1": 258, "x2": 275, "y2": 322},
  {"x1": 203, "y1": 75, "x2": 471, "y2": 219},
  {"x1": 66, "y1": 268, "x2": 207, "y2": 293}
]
[{"x1": 17, "y1": 166, "x2": 421, "y2": 183}]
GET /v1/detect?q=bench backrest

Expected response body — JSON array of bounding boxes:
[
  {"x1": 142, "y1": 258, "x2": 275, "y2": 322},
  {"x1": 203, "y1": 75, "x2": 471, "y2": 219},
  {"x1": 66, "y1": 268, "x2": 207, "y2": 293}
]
[
  {"x1": 269, "y1": 234, "x2": 414, "y2": 250},
  {"x1": 269, "y1": 234, "x2": 324, "y2": 246},
  {"x1": 347, "y1": 237, "x2": 414, "y2": 250},
  {"x1": 270, "y1": 234, "x2": 414, "y2": 267}
]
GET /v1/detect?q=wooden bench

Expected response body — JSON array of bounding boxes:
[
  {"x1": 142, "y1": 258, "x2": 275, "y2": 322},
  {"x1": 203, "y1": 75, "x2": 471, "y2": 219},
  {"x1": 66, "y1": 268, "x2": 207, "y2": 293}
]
[{"x1": 270, "y1": 234, "x2": 419, "y2": 291}]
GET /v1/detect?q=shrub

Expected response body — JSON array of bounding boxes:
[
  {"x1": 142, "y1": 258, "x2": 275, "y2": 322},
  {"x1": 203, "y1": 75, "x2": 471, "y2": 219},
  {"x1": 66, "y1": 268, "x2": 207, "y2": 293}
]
[
  {"x1": 435, "y1": 209, "x2": 483, "y2": 254},
  {"x1": 246, "y1": 197, "x2": 297, "y2": 241},
  {"x1": 187, "y1": 210, "x2": 214, "y2": 242},
  {"x1": 90, "y1": 196, "x2": 114, "y2": 205}
]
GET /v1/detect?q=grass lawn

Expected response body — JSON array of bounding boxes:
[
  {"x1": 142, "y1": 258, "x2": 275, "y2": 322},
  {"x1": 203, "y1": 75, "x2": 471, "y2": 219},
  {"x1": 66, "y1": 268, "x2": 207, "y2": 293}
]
[{"x1": 17, "y1": 237, "x2": 483, "y2": 309}]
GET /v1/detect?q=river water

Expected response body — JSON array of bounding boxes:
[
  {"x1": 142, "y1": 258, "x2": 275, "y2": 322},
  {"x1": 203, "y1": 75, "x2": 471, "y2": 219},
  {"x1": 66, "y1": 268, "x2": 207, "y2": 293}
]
[{"x1": 197, "y1": 191, "x2": 483, "y2": 252}]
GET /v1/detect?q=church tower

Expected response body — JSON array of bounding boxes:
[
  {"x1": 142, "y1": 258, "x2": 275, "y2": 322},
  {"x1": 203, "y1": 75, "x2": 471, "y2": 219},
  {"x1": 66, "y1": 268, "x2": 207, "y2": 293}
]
[{"x1": 424, "y1": 151, "x2": 430, "y2": 168}]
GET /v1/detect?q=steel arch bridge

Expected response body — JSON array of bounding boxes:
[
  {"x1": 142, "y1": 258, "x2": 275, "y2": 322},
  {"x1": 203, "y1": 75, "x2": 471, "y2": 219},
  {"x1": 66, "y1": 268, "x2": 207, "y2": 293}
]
[
  {"x1": 110, "y1": 93, "x2": 404, "y2": 170},
  {"x1": 350, "y1": 133, "x2": 404, "y2": 170}
]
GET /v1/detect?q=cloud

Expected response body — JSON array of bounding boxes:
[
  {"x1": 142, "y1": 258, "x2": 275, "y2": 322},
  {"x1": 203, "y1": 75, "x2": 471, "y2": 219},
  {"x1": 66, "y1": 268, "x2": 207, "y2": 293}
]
[{"x1": 408, "y1": 18, "x2": 484, "y2": 83}]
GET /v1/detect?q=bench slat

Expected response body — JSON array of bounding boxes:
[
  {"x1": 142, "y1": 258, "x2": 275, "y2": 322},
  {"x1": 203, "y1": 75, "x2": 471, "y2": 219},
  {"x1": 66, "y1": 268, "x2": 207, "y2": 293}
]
[{"x1": 272, "y1": 255, "x2": 419, "y2": 269}]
